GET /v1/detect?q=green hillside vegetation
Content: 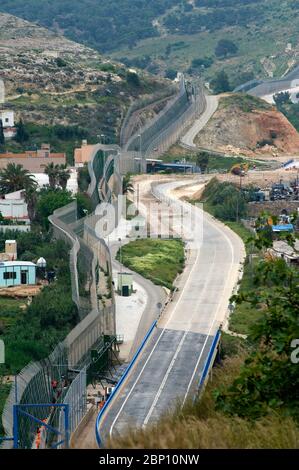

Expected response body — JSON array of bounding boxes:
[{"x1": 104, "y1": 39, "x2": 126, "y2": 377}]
[
  {"x1": 0, "y1": 0, "x2": 181, "y2": 52},
  {"x1": 110, "y1": 0, "x2": 299, "y2": 86},
  {"x1": 0, "y1": 233, "x2": 78, "y2": 375},
  {"x1": 3, "y1": 1, "x2": 299, "y2": 88},
  {"x1": 3, "y1": 74, "x2": 164, "y2": 151},
  {"x1": 219, "y1": 94, "x2": 273, "y2": 113},
  {"x1": 0, "y1": 383, "x2": 11, "y2": 437},
  {"x1": 117, "y1": 239, "x2": 185, "y2": 290},
  {"x1": 275, "y1": 100, "x2": 299, "y2": 132}
]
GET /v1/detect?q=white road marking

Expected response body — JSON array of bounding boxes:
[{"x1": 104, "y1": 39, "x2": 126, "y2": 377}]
[
  {"x1": 109, "y1": 207, "x2": 203, "y2": 438},
  {"x1": 181, "y1": 209, "x2": 236, "y2": 404},
  {"x1": 142, "y1": 243, "x2": 217, "y2": 426},
  {"x1": 107, "y1": 179, "x2": 243, "y2": 439}
]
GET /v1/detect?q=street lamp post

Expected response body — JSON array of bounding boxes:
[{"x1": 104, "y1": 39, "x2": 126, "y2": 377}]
[{"x1": 137, "y1": 133, "x2": 143, "y2": 173}]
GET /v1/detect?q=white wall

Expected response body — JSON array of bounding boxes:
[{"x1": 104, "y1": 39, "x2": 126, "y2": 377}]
[
  {"x1": 0, "y1": 110, "x2": 14, "y2": 128},
  {"x1": 0, "y1": 199, "x2": 28, "y2": 219}
]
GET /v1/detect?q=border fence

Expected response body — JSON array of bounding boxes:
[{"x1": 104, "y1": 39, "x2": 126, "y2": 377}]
[{"x1": 1, "y1": 73, "x2": 206, "y2": 449}]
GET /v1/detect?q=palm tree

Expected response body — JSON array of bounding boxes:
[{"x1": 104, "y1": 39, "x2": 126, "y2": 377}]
[
  {"x1": 24, "y1": 186, "x2": 38, "y2": 223},
  {"x1": 44, "y1": 162, "x2": 60, "y2": 189},
  {"x1": 0, "y1": 163, "x2": 37, "y2": 195},
  {"x1": 58, "y1": 164, "x2": 71, "y2": 190}
]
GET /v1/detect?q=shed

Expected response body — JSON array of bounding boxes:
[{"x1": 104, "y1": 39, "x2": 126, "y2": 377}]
[
  {"x1": 0, "y1": 261, "x2": 36, "y2": 288},
  {"x1": 117, "y1": 272, "x2": 133, "y2": 297}
]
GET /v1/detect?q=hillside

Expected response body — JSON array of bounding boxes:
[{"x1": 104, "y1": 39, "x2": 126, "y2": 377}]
[
  {"x1": 194, "y1": 94, "x2": 299, "y2": 157},
  {"x1": 0, "y1": 0, "x2": 181, "y2": 53},
  {"x1": 0, "y1": 13, "x2": 170, "y2": 149},
  {"x1": 2, "y1": 1, "x2": 299, "y2": 86}
]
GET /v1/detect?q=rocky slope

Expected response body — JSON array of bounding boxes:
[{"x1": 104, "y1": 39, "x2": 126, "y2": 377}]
[
  {"x1": 0, "y1": 13, "x2": 170, "y2": 142},
  {"x1": 194, "y1": 94, "x2": 299, "y2": 157}
]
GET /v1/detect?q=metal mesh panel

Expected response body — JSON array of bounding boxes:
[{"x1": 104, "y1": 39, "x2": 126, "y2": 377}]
[
  {"x1": 58, "y1": 367, "x2": 87, "y2": 448},
  {"x1": 120, "y1": 85, "x2": 177, "y2": 147}
]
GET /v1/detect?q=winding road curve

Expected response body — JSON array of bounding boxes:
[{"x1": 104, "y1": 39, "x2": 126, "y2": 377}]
[
  {"x1": 97, "y1": 177, "x2": 245, "y2": 444},
  {"x1": 180, "y1": 94, "x2": 219, "y2": 148}
]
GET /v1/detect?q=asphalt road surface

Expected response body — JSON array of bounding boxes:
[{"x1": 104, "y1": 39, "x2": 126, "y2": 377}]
[
  {"x1": 181, "y1": 95, "x2": 218, "y2": 148},
  {"x1": 97, "y1": 179, "x2": 245, "y2": 444}
]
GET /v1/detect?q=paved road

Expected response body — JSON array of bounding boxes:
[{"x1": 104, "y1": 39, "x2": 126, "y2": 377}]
[
  {"x1": 97, "y1": 178, "x2": 245, "y2": 444},
  {"x1": 180, "y1": 95, "x2": 218, "y2": 148},
  {"x1": 110, "y1": 241, "x2": 166, "y2": 361}
]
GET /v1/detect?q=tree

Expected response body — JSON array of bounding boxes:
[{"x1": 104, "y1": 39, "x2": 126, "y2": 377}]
[
  {"x1": 58, "y1": 164, "x2": 71, "y2": 190},
  {"x1": 165, "y1": 69, "x2": 177, "y2": 80},
  {"x1": 126, "y1": 71, "x2": 140, "y2": 87},
  {"x1": 211, "y1": 70, "x2": 231, "y2": 94},
  {"x1": 78, "y1": 163, "x2": 91, "y2": 192},
  {"x1": 196, "y1": 152, "x2": 209, "y2": 173},
  {"x1": 14, "y1": 119, "x2": 29, "y2": 144},
  {"x1": 0, "y1": 119, "x2": 5, "y2": 147},
  {"x1": 189, "y1": 57, "x2": 213, "y2": 72},
  {"x1": 24, "y1": 186, "x2": 38, "y2": 223},
  {"x1": 215, "y1": 39, "x2": 238, "y2": 58},
  {"x1": 76, "y1": 192, "x2": 92, "y2": 218},
  {"x1": 215, "y1": 227, "x2": 299, "y2": 420},
  {"x1": 0, "y1": 163, "x2": 37, "y2": 194},
  {"x1": 44, "y1": 162, "x2": 60, "y2": 189},
  {"x1": 37, "y1": 188, "x2": 74, "y2": 230},
  {"x1": 274, "y1": 91, "x2": 291, "y2": 107}
]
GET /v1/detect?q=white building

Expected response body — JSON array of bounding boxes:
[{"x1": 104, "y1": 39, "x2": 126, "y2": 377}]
[
  {"x1": 0, "y1": 110, "x2": 14, "y2": 128},
  {"x1": 0, "y1": 110, "x2": 16, "y2": 139},
  {"x1": 0, "y1": 189, "x2": 29, "y2": 222}
]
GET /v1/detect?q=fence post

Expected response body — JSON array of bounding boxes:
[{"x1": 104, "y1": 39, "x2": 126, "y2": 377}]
[
  {"x1": 13, "y1": 405, "x2": 18, "y2": 449},
  {"x1": 64, "y1": 404, "x2": 70, "y2": 449}
]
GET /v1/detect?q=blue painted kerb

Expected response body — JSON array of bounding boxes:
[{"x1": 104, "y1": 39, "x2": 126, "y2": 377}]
[{"x1": 95, "y1": 320, "x2": 157, "y2": 447}]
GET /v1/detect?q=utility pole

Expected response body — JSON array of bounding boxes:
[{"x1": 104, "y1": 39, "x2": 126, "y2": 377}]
[
  {"x1": 118, "y1": 238, "x2": 122, "y2": 274},
  {"x1": 137, "y1": 184, "x2": 140, "y2": 215}
]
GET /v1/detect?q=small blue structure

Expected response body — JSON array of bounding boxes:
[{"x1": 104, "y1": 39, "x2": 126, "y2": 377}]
[
  {"x1": 272, "y1": 224, "x2": 294, "y2": 233},
  {"x1": 0, "y1": 261, "x2": 36, "y2": 288}
]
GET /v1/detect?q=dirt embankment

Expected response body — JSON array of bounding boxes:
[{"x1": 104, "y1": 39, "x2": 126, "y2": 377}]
[{"x1": 195, "y1": 94, "x2": 299, "y2": 157}]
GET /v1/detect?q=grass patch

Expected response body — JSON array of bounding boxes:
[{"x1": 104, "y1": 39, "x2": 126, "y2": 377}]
[
  {"x1": 219, "y1": 94, "x2": 272, "y2": 113},
  {"x1": 0, "y1": 297, "x2": 25, "y2": 331},
  {"x1": 161, "y1": 148, "x2": 263, "y2": 173},
  {"x1": 0, "y1": 382, "x2": 11, "y2": 437},
  {"x1": 224, "y1": 221, "x2": 253, "y2": 244},
  {"x1": 117, "y1": 239, "x2": 185, "y2": 290},
  {"x1": 229, "y1": 257, "x2": 264, "y2": 336}
]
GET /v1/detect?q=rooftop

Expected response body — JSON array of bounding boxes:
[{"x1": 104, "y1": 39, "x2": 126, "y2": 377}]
[
  {"x1": 0, "y1": 151, "x2": 65, "y2": 159},
  {"x1": 0, "y1": 261, "x2": 36, "y2": 267}
]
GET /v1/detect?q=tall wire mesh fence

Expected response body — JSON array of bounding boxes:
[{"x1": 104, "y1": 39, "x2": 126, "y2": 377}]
[
  {"x1": 1, "y1": 73, "x2": 203, "y2": 449},
  {"x1": 120, "y1": 84, "x2": 177, "y2": 147}
]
